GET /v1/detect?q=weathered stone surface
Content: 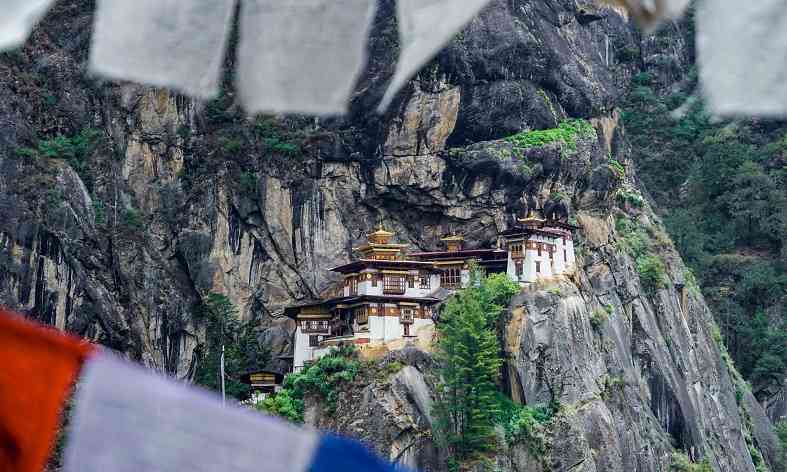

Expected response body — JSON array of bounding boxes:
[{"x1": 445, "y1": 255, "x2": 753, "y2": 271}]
[{"x1": 0, "y1": 2, "x2": 779, "y2": 472}]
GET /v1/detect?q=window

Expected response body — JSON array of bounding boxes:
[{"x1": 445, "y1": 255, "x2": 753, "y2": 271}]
[
  {"x1": 440, "y1": 266, "x2": 462, "y2": 288},
  {"x1": 515, "y1": 261, "x2": 523, "y2": 276},
  {"x1": 408, "y1": 275, "x2": 415, "y2": 289},
  {"x1": 562, "y1": 235, "x2": 566, "y2": 245},
  {"x1": 537, "y1": 244, "x2": 542, "y2": 257},
  {"x1": 383, "y1": 275, "x2": 406, "y2": 294},
  {"x1": 549, "y1": 249, "x2": 554, "y2": 260},
  {"x1": 309, "y1": 335, "x2": 320, "y2": 347},
  {"x1": 535, "y1": 261, "x2": 541, "y2": 273},
  {"x1": 419, "y1": 274, "x2": 430, "y2": 289},
  {"x1": 355, "y1": 307, "x2": 368, "y2": 324},
  {"x1": 563, "y1": 250, "x2": 567, "y2": 262},
  {"x1": 403, "y1": 323, "x2": 411, "y2": 336},
  {"x1": 511, "y1": 243, "x2": 523, "y2": 258},
  {"x1": 400, "y1": 308, "x2": 415, "y2": 324},
  {"x1": 371, "y1": 274, "x2": 378, "y2": 287},
  {"x1": 303, "y1": 320, "x2": 329, "y2": 333},
  {"x1": 349, "y1": 277, "x2": 358, "y2": 295}
]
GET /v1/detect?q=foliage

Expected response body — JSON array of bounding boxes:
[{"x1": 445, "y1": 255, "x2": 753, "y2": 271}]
[
  {"x1": 494, "y1": 394, "x2": 551, "y2": 456},
  {"x1": 623, "y1": 78, "x2": 787, "y2": 392},
  {"x1": 93, "y1": 200, "x2": 106, "y2": 225},
  {"x1": 123, "y1": 207, "x2": 144, "y2": 229},
  {"x1": 194, "y1": 293, "x2": 269, "y2": 401},
  {"x1": 616, "y1": 216, "x2": 668, "y2": 294},
  {"x1": 608, "y1": 158, "x2": 626, "y2": 178},
  {"x1": 669, "y1": 453, "x2": 713, "y2": 472},
  {"x1": 433, "y1": 268, "x2": 519, "y2": 462},
  {"x1": 261, "y1": 345, "x2": 360, "y2": 422},
  {"x1": 15, "y1": 128, "x2": 103, "y2": 190},
  {"x1": 505, "y1": 119, "x2": 596, "y2": 159},
  {"x1": 776, "y1": 421, "x2": 787, "y2": 470},
  {"x1": 590, "y1": 307, "x2": 610, "y2": 330},
  {"x1": 616, "y1": 185, "x2": 645, "y2": 208},
  {"x1": 238, "y1": 171, "x2": 259, "y2": 198},
  {"x1": 637, "y1": 255, "x2": 668, "y2": 293}
]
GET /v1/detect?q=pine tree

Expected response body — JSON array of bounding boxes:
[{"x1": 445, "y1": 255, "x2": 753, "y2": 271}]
[
  {"x1": 194, "y1": 293, "x2": 269, "y2": 399},
  {"x1": 433, "y1": 268, "x2": 519, "y2": 462}
]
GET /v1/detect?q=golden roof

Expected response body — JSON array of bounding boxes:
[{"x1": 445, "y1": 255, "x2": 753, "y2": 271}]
[
  {"x1": 518, "y1": 209, "x2": 546, "y2": 224},
  {"x1": 441, "y1": 234, "x2": 464, "y2": 241}
]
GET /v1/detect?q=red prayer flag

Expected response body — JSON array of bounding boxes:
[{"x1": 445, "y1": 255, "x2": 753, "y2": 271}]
[{"x1": 0, "y1": 309, "x2": 94, "y2": 472}]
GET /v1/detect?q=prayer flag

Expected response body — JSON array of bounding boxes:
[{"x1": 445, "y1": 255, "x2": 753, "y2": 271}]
[
  {"x1": 0, "y1": 0, "x2": 54, "y2": 51},
  {"x1": 697, "y1": 0, "x2": 787, "y2": 117},
  {"x1": 378, "y1": 0, "x2": 491, "y2": 111},
  {"x1": 237, "y1": 0, "x2": 377, "y2": 115},
  {"x1": 89, "y1": 0, "x2": 237, "y2": 99},
  {"x1": 0, "y1": 310, "x2": 94, "y2": 472}
]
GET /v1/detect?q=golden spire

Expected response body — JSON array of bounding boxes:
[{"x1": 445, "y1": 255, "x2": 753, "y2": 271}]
[{"x1": 518, "y1": 208, "x2": 546, "y2": 226}]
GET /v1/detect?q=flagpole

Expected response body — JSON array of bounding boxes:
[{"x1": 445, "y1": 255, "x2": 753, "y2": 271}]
[{"x1": 220, "y1": 343, "x2": 226, "y2": 406}]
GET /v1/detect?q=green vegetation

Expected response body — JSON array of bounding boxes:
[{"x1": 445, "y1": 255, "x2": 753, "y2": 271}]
[
  {"x1": 637, "y1": 255, "x2": 668, "y2": 293},
  {"x1": 93, "y1": 200, "x2": 106, "y2": 225},
  {"x1": 616, "y1": 216, "x2": 668, "y2": 294},
  {"x1": 495, "y1": 394, "x2": 551, "y2": 456},
  {"x1": 669, "y1": 453, "x2": 713, "y2": 472},
  {"x1": 433, "y1": 268, "x2": 519, "y2": 462},
  {"x1": 608, "y1": 158, "x2": 626, "y2": 178},
  {"x1": 505, "y1": 119, "x2": 596, "y2": 159},
  {"x1": 123, "y1": 207, "x2": 144, "y2": 229},
  {"x1": 15, "y1": 128, "x2": 103, "y2": 190},
  {"x1": 238, "y1": 171, "x2": 259, "y2": 199},
  {"x1": 590, "y1": 305, "x2": 612, "y2": 330},
  {"x1": 194, "y1": 293, "x2": 269, "y2": 400},
  {"x1": 623, "y1": 74, "x2": 787, "y2": 395},
  {"x1": 776, "y1": 421, "x2": 787, "y2": 470},
  {"x1": 260, "y1": 345, "x2": 360, "y2": 422}
]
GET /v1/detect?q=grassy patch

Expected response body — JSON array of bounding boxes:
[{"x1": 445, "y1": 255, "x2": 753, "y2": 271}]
[{"x1": 504, "y1": 119, "x2": 596, "y2": 159}]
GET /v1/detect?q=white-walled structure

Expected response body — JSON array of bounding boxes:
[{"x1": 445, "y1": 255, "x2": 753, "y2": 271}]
[
  {"x1": 286, "y1": 215, "x2": 577, "y2": 371},
  {"x1": 501, "y1": 211, "x2": 577, "y2": 284}
]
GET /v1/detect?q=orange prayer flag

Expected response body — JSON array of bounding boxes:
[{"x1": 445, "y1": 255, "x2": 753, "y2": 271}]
[{"x1": 0, "y1": 309, "x2": 94, "y2": 472}]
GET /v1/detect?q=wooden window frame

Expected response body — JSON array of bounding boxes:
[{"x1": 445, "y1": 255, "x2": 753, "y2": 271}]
[
  {"x1": 440, "y1": 266, "x2": 462, "y2": 289},
  {"x1": 419, "y1": 274, "x2": 430, "y2": 289},
  {"x1": 383, "y1": 275, "x2": 406, "y2": 295}
]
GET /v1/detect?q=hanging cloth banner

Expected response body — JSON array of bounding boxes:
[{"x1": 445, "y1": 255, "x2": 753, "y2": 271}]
[
  {"x1": 596, "y1": 0, "x2": 689, "y2": 30},
  {"x1": 237, "y1": 0, "x2": 377, "y2": 116},
  {"x1": 0, "y1": 0, "x2": 55, "y2": 51},
  {"x1": 697, "y1": 0, "x2": 787, "y2": 116},
  {"x1": 377, "y1": 0, "x2": 491, "y2": 111},
  {"x1": 64, "y1": 353, "x2": 321, "y2": 472},
  {"x1": 0, "y1": 310, "x2": 94, "y2": 472},
  {"x1": 89, "y1": 0, "x2": 237, "y2": 99}
]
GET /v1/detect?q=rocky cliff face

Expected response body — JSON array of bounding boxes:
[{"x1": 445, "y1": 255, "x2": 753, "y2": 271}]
[{"x1": 0, "y1": 0, "x2": 781, "y2": 470}]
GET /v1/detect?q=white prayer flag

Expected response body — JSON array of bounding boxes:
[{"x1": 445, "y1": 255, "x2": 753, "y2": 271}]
[
  {"x1": 0, "y1": 0, "x2": 54, "y2": 51},
  {"x1": 237, "y1": 0, "x2": 377, "y2": 116},
  {"x1": 378, "y1": 0, "x2": 492, "y2": 111},
  {"x1": 64, "y1": 353, "x2": 320, "y2": 472},
  {"x1": 89, "y1": 0, "x2": 237, "y2": 99},
  {"x1": 596, "y1": 0, "x2": 689, "y2": 30},
  {"x1": 697, "y1": 0, "x2": 787, "y2": 117}
]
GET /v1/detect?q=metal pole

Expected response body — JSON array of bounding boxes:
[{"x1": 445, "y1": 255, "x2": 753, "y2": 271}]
[{"x1": 220, "y1": 343, "x2": 226, "y2": 406}]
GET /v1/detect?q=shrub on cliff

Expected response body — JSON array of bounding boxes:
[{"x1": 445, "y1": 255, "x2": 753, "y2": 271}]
[{"x1": 261, "y1": 345, "x2": 360, "y2": 422}]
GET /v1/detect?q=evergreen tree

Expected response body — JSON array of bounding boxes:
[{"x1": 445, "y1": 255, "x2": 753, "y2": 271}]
[
  {"x1": 194, "y1": 292, "x2": 269, "y2": 400},
  {"x1": 433, "y1": 268, "x2": 519, "y2": 462}
]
